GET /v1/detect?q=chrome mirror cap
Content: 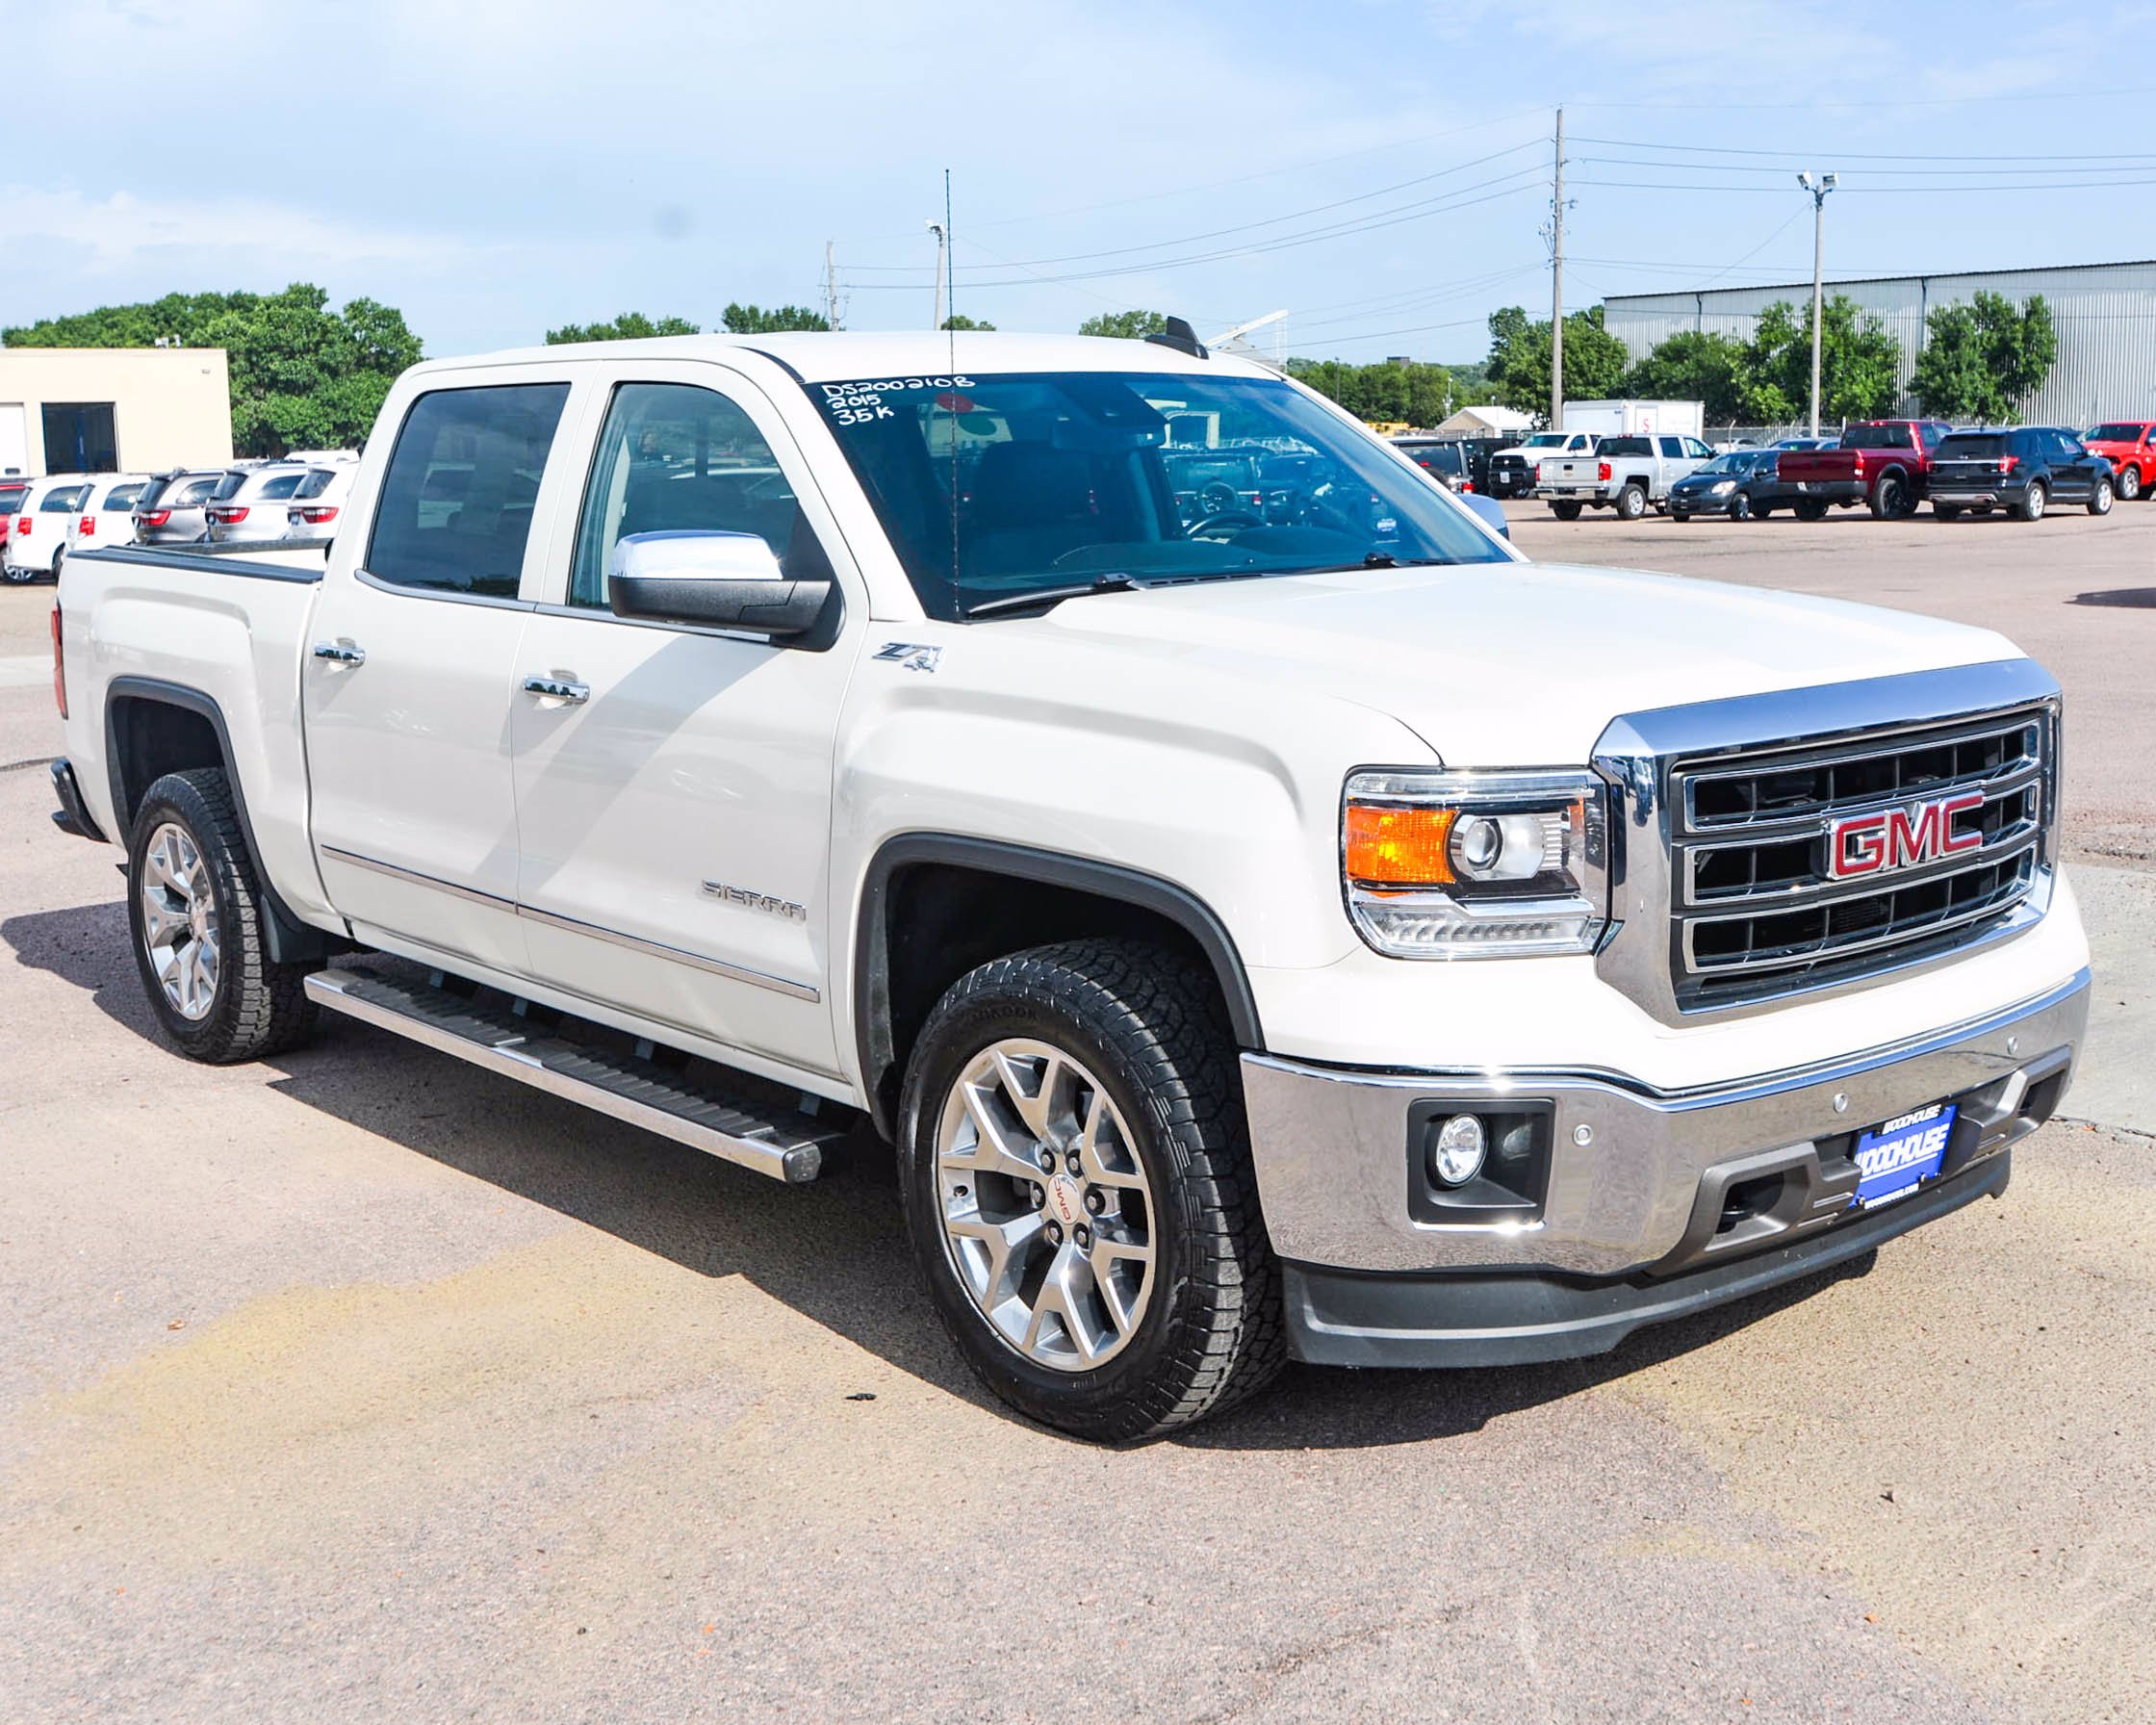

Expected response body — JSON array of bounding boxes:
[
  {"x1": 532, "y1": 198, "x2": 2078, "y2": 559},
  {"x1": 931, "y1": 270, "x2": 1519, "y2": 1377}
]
[
  {"x1": 608, "y1": 528, "x2": 785, "y2": 586},
  {"x1": 606, "y1": 529, "x2": 833, "y2": 637}
]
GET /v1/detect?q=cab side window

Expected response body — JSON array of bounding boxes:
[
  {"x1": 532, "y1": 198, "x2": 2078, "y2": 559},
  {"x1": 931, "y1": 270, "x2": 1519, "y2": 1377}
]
[
  {"x1": 367, "y1": 383, "x2": 570, "y2": 598},
  {"x1": 569, "y1": 381, "x2": 827, "y2": 610}
]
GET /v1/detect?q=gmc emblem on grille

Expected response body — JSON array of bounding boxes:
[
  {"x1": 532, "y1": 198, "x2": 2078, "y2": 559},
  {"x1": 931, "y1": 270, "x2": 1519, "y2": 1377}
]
[{"x1": 1828, "y1": 791, "x2": 1986, "y2": 879}]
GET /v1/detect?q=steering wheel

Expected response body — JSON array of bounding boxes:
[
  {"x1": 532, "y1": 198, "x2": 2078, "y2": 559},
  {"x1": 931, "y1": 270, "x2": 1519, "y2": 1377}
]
[
  {"x1": 1189, "y1": 511, "x2": 1264, "y2": 538},
  {"x1": 1196, "y1": 479, "x2": 1245, "y2": 517}
]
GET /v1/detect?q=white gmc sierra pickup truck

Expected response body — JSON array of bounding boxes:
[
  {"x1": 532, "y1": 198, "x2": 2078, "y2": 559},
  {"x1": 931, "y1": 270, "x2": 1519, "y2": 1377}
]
[{"x1": 45, "y1": 329, "x2": 2090, "y2": 1441}]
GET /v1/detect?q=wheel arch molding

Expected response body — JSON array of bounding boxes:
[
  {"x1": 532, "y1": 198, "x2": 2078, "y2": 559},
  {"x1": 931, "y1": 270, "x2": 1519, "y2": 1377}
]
[
  {"x1": 103, "y1": 676, "x2": 332, "y2": 965},
  {"x1": 852, "y1": 834, "x2": 1266, "y2": 1140}
]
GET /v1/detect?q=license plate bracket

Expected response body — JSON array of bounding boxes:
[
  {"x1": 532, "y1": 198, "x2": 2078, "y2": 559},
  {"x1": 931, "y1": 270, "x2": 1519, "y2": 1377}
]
[{"x1": 1851, "y1": 1101, "x2": 1957, "y2": 1209}]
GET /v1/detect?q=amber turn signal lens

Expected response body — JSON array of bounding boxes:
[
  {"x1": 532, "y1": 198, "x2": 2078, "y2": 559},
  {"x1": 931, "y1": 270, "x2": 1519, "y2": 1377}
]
[{"x1": 1345, "y1": 803, "x2": 1457, "y2": 886}]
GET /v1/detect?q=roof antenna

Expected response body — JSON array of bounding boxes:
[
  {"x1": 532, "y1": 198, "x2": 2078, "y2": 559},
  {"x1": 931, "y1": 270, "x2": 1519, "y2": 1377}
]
[
  {"x1": 1145, "y1": 316, "x2": 1209, "y2": 360},
  {"x1": 944, "y1": 167, "x2": 962, "y2": 612}
]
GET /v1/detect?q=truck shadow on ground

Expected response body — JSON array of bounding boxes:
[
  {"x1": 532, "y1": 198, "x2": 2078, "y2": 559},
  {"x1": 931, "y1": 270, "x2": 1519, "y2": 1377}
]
[{"x1": 6, "y1": 896, "x2": 1874, "y2": 1454}]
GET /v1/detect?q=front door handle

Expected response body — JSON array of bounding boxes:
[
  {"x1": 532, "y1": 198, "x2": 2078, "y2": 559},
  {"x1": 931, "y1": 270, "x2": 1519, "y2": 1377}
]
[
  {"x1": 312, "y1": 639, "x2": 366, "y2": 666},
  {"x1": 523, "y1": 672, "x2": 590, "y2": 705}
]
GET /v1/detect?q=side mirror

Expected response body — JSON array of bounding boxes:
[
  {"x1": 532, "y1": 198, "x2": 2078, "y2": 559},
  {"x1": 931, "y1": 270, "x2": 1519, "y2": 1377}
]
[
  {"x1": 1461, "y1": 491, "x2": 1510, "y2": 540},
  {"x1": 606, "y1": 529, "x2": 832, "y2": 636}
]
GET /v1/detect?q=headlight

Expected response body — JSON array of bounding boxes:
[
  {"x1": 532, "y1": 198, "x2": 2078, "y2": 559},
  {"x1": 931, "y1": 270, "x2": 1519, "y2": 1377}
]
[
  {"x1": 1342, "y1": 768, "x2": 1609, "y2": 958},
  {"x1": 1709, "y1": 480, "x2": 1736, "y2": 494}
]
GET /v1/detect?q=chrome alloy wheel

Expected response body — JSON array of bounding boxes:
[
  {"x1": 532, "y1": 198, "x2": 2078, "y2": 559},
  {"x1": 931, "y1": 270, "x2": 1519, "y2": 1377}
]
[
  {"x1": 934, "y1": 1038, "x2": 1156, "y2": 1372},
  {"x1": 140, "y1": 822, "x2": 220, "y2": 1021}
]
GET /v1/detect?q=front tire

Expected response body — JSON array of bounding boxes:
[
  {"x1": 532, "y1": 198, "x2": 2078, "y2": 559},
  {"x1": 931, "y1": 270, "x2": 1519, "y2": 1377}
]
[
  {"x1": 898, "y1": 939, "x2": 1282, "y2": 1442},
  {"x1": 2118, "y1": 464, "x2": 2143, "y2": 502},
  {"x1": 2089, "y1": 476, "x2": 2114, "y2": 515},
  {"x1": 126, "y1": 768, "x2": 319, "y2": 1063}
]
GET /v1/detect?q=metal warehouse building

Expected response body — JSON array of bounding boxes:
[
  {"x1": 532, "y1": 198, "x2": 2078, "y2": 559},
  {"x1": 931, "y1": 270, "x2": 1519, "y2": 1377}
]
[{"x1": 1603, "y1": 259, "x2": 2156, "y2": 428}]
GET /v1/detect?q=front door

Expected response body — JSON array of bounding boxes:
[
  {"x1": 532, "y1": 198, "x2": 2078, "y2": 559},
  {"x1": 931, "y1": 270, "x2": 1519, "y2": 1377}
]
[
  {"x1": 304, "y1": 377, "x2": 575, "y2": 975},
  {"x1": 509, "y1": 368, "x2": 859, "y2": 1079}
]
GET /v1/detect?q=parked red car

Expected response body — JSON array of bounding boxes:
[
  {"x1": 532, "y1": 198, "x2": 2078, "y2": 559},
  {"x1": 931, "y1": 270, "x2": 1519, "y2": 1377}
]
[
  {"x1": 1775, "y1": 420, "x2": 1956, "y2": 520},
  {"x1": 2082, "y1": 422, "x2": 2156, "y2": 502}
]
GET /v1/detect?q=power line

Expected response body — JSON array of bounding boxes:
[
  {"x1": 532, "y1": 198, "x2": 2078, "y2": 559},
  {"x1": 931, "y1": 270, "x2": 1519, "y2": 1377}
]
[
  {"x1": 1569, "y1": 133, "x2": 2156, "y2": 164},
  {"x1": 1576, "y1": 152, "x2": 2156, "y2": 179}
]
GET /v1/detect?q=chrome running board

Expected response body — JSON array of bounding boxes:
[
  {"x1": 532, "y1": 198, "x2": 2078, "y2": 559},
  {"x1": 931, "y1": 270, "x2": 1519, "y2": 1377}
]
[{"x1": 304, "y1": 966, "x2": 842, "y2": 1183}]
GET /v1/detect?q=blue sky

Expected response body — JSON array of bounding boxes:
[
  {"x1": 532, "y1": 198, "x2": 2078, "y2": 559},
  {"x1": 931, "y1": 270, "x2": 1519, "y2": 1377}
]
[{"x1": 13, "y1": 0, "x2": 2155, "y2": 365}]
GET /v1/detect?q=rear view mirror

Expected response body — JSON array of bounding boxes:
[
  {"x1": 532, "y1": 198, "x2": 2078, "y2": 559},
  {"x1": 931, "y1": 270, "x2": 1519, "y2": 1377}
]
[
  {"x1": 607, "y1": 530, "x2": 832, "y2": 636},
  {"x1": 1461, "y1": 492, "x2": 1510, "y2": 540}
]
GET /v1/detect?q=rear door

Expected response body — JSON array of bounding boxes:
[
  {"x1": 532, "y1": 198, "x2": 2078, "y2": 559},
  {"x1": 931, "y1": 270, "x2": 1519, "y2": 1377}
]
[
  {"x1": 507, "y1": 361, "x2": 862, "y2": 1079},
  {"x1": 303, "y1": 373, "x2": 578, "y2": 976}
]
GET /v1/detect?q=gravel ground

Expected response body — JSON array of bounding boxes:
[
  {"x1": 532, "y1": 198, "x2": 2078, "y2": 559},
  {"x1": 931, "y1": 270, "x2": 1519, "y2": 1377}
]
[{"x1": 0, "y1": 504, "x2": 2149, "y2": 1723}]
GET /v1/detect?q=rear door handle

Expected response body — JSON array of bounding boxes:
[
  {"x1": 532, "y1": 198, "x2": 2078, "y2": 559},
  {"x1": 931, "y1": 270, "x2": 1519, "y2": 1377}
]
[
  {"x1": 523, "y1": 673, "x2": 590, "y2": 705},
  {"x1": 312, "y1": 639, "x2": 366, "y2": 666}
]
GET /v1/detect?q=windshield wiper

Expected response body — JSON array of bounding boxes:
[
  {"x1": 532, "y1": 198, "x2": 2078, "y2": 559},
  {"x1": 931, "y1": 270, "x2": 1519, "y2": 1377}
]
[{"x1": 963, "y1": 575, "x2": 1143, "y2": 618}]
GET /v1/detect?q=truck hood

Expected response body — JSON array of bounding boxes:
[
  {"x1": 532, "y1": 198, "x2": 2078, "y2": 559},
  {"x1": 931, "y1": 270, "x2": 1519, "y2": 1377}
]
[{"x1": 1025, "y1": 560, "x2": 2022, "y2": 764}]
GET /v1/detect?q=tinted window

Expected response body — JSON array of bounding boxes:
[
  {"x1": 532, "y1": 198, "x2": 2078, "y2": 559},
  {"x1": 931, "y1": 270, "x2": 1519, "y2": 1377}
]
[
  {"x1": 1843, "y1": 425, "x2": 1912, "y2": 451},
  {"x1": 2086, "y1": 423, "x2": 2144, "y2": 443},
  {"x1": 570, "y1": 382, "x2": 807, "y2": 609},
  {"x1": 811, "y1": 370, "x2": 1506, "y2": 621},
  {"x1": 102, "y1": 482, "x2": 147, "y2": 510},
  {"x1": 295, "y1": 468, "x2": 339, "y2": 500},
  {"x1": 1919, "y1": 423, "x2": 1945, "y2": 450},
  {"x1": 1656, "y1": 436, "x2": 1683, "y2": 457},
  {"x1": 0, "y1": 485, "x2": 27, "y2": 513},
  {"x1": 1938, "y1": 434, "x2": 2007, "y2": 458},
  {"x1": 2050, "y1": 430, "x2": 2085, "y2": 458},
  {"x1": 1601, "y1": 436, "x2": 1651, "y2": 457},
  {"x1": 211, "y1": 471, "x2": 249, "y2": 502},
  {"x1": 367, "y1": 383, "x2": 569, "y2": 597},
  {"x1": 41, "y1": 484, "x2": 92, "y2": 512},
  {"x1": 256, "y1": 472, "x2": 305, "y2": 501}
]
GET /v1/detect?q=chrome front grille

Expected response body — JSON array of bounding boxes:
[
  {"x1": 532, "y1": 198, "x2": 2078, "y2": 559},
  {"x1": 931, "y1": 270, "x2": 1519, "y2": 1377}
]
[{"x1": 1668, "y1": 708, "x2": 2049, "y2": 1009}]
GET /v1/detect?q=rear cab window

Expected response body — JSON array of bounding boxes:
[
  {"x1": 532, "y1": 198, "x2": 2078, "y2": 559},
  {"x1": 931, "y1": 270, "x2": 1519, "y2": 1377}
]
[{"x1": 365, "y1": 383, "x2": 570, "y2": 598}]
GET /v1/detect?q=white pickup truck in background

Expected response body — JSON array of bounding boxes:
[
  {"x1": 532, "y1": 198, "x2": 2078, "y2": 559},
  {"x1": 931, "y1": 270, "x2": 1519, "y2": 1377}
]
[
  {"x1": 1541, "y1": 431, "x2": 1716, "y2": 521},
  {"x1": 46, "y1": 329, "x2": 2090, "y2": 1440}
]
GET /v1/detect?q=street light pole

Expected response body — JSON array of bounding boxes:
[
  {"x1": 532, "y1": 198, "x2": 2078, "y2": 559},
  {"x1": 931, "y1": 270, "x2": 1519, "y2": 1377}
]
[{"x1": 1798, "y1": 170, "x2": 1837, "y2": 439}]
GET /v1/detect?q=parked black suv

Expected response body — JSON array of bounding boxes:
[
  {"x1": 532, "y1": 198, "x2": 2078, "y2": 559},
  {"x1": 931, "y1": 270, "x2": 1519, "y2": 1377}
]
[{"x1": 1929, "y1": 427, "x2": 2117, "y2": 522}]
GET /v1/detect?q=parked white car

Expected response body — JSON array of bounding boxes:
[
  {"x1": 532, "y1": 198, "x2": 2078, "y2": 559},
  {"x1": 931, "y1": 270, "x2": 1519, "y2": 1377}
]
[
  {"x1": 67, "y1": 474, "x2": 154, "y2": 558},
  {"x1": 5, "y1": 473, "x2": 96, "y2": 581},
  {"x1": 285, "y1": 464, "x2": 359, "y2": 538},
  {"x1": 49, "y1": 331, "x2": 2091, "y2": 1441},
  {"x1": 204, "y1": 463, "x2": 313, "y2": 544}
]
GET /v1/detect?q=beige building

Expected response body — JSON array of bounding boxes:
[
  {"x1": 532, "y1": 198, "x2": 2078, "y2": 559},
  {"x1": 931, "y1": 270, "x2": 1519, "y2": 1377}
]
[{"x1": 0, "y1": 348, "x2": 233, "y2": 476}]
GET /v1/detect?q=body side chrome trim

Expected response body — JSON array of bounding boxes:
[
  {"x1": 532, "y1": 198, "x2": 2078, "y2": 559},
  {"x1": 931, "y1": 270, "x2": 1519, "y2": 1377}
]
[{"x1": 319, "y1": 845, "x2": 821, "y2": 1002}]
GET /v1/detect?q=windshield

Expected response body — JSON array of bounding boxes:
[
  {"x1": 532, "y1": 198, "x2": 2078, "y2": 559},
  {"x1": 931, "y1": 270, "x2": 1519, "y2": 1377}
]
[
  {"x1": 1694, "y1": 452, "x2": 1752, "y2": 476},
  {"x1": 1520, "y1": 433, "x2": 1566, "y2": 449},
  {"x1": 809, "y1": 371, "x2": 1509, "y2": 620}
]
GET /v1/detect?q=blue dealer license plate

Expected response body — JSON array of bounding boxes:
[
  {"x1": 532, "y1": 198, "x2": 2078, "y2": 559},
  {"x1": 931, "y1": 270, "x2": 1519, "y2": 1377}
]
[{"x1": 1852, "y1": 1102, "x2": 1956, "y2": 1209}]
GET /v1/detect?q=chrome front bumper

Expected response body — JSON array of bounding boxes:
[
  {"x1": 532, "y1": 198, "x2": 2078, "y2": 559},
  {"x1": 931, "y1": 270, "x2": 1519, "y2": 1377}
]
[{"x1": 1241, "y1": 968, "x2": 2090, "y2": 1276}]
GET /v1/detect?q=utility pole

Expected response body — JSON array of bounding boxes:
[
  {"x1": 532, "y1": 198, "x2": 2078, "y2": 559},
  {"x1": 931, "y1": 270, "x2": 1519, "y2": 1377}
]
[
  {"x1": 1550, "y1": 106, "x2": 1565, "y2": 432},
  {"x1": 926, "y1": 219, "x2": 948, "y2": 331},
  {"x1": 1798, "y1": 170, "x2": 1837, "y2": 438},
  {"x1": 823, "y1": 240, "x2": 841, "y2": 330}
]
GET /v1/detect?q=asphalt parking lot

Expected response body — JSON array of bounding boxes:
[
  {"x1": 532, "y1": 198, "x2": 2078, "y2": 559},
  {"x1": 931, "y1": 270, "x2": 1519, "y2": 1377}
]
[{"x1": 2, "y1": 505, "x2": 2151, "y2": 1723}]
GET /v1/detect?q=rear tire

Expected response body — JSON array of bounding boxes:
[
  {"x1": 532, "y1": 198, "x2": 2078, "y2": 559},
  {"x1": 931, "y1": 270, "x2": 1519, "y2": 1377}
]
[
  {"x1": 2088, "y1": 476, "x2": 2114, "y2": 516},
  {"x1": 898, "y1": 938, "x2": 1282, "y2": 1442},
  {"x1": 1549, "y1": 501, "x2": 1582, "y2": 522},
  {"x1": 1614, "y1": 483, "x2": 1647, "y2": 522},
  {"x1": 125, "y1": 768, "x2": 320, "y2": 1064},
  {"x1": 2016, "y1": 481, "x2": 2047, "y2": 523},
  {"x1": 1869, "y1": 472, "x2": 1909, "y2": 519}
]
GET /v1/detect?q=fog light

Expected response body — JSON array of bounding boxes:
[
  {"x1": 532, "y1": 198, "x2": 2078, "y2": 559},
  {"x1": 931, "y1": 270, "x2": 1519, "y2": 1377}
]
[{"x1": 1430, "y1": 1114, "x2": 1487, "y2": 1186}]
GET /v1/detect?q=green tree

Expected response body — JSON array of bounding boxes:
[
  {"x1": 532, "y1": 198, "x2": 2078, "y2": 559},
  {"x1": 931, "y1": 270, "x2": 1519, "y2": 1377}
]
[
  {"x1": 1484, "y1": 304, "x2": 1630, "y2": 417},
  {"x1": 1909, "y1": 292, "x2": 2058, "y2": 423},
  {"x1": 1738, "y1": 295, "x2": 1903, "y2": 425},
  {"x1": 1078, "y1": 309, "x2": 1168, "y2": 340},
  {"x1": 720, "y1": 303, "x2": 830, "y2": 333},
  {"x1": 940, "y1": 314, "x2": 996, "y2": 331},
  {"x1": 3, "y1": 283, "x2": 422, "y2": 455},
  {"x1": 546, "y1": 312, "x2": 701, "y2": 343},
  {"x1": 1287, "y1": 357, "x2": 1459, "y2": 426},
  {"x1": 1622, "y1": 330, "x2": 1748, "y2": 425}
]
